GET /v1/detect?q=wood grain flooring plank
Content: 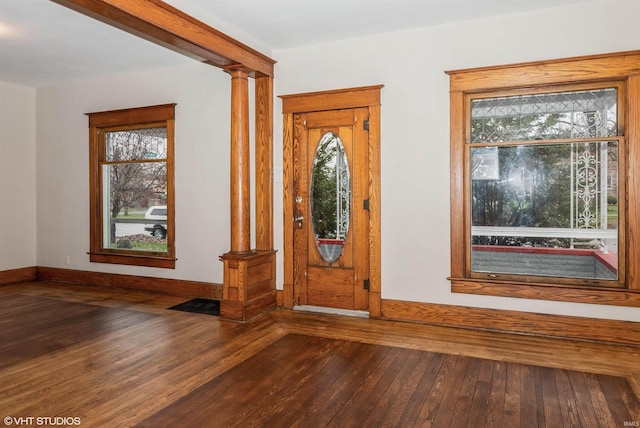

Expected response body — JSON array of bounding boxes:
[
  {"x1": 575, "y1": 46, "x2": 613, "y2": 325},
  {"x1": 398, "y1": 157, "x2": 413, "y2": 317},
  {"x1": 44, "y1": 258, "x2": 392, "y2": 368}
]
[
  {"x1": 362, "y1": 347, "x2": 423, "y2": 426},
  {"x1": 519, "y1": 365, "x2": 542, "y2": 427},
  {"x1": 583, "y1": 372, "x2": 619, "y2": 428},
  {"x1": 259, "y1": 338, "x2": 365, "y2": 428},
  {"x1": 467, "y1": 357, "x2": 494, "y2": 426},
  {"x1": 0, "y1": 294, "x2": 156, "y2": 369},
  {"x1": 428, "y1": 354, "x2": 469, "y2": 427},
  {"x1": 1, "y1": 283, "x2": 639, "y2": 427},
  {"x1": 326, "y1": 345, "x2": 405, "y2": 428},
  {"x1": 370, "y1": 349, "x2": 434, "y2": 427},
  {"x1": 554, "y1": 368, "x2": 582, "y2": 428},
  {"x1": 503, "y1": 363, "x2": 523, "y2": 427},
  {"x1": 254, "y1": 338, "x2": 365, "y2": 427},
  {"x1": 413, "y1": 353, "x2": 458, "y2": 427},
  {"x1": 567, "y1": 370, "x2": 601, "y2": 427},
  {"x1": 136, "y1": 334, "x2": 315, "y2": 427},
  {"x1": 287, "y1": 339, "x2": 384, "y2": 427},
  {"x1": 597, "y1": 374, "x2": 638, "y2": 426},
  {"x1": 221, "y1": 335, "x2": 343, "y2": 426},
  {"x1": 484, "y1": 360, "x2": 506, "y2": 428},
  {"x1": 539, "y1": 366, "x2": 564, "y2": 428},
  {"x1": 612, "y1": 374, "x2": 640, "y2": 422},
  {"x1": 395, "y1": 351, "x2": 445, "y2": 427},
  {"x1": 448, "y1": 356, "x2": 483, "y2": 427}
]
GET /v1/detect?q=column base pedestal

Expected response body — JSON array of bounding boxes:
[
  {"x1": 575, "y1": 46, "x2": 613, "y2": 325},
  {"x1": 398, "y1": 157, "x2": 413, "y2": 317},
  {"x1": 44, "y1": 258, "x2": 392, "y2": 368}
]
[{"x1": 219, "y1": 250, "x2": 276, "y2": 322}]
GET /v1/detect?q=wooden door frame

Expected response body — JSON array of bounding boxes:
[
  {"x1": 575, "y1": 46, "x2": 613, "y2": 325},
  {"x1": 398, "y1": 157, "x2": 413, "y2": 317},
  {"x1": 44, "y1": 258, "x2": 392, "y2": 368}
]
[{"x1": 280, "y1": 85, "x2": 383, "y2": 317}]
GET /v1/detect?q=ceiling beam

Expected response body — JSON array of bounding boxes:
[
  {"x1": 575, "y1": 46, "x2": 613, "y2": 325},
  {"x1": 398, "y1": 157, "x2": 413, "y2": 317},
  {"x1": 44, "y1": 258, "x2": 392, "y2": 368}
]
[{"x1": 51, "y1": 0, "x2": 275, "y2": 77}]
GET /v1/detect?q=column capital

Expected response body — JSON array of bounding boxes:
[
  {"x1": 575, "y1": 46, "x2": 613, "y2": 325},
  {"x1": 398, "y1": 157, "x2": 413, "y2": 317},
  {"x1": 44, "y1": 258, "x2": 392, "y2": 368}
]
[{"x1": 223, "y1": 64, "x2": 252, "y2": 78}]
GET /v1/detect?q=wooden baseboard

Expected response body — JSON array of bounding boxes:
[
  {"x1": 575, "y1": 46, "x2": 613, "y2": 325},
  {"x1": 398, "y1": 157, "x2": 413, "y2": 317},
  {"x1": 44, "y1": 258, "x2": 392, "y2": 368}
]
[
  {"x1": 0, "y1": 267, "x2": 37, "y2": 285},
  {"x1": 13, "y1": 267, "x2": 639, "y2": 346},
  {"x1": 381, "y1": 298, "x2": 640, "y2": 347},
  {"x1": 36, "y1": 267, "x2": 223, "y2": 299}
]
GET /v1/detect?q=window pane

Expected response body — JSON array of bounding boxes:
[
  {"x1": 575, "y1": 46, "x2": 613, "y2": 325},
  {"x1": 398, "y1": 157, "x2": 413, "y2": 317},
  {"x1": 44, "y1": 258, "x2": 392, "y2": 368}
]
[
  {"x1": 105, "y1": 127, "x2": 167, "y2": 161},
  {"x1": 471, "y1": 142, "x2": 618, "y2": 280},
  {"x1": 471, "y1": 88, "x2": 617, "y2": 143},
  {"x1": 101, "y1": 162, "x2": 168, "y2": 252}
]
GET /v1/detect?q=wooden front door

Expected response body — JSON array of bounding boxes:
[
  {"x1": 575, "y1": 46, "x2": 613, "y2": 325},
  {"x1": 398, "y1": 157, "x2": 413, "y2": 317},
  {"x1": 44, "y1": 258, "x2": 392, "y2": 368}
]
[{"x1": 292, "y1": 108, "x2": 370, "y2": 310}]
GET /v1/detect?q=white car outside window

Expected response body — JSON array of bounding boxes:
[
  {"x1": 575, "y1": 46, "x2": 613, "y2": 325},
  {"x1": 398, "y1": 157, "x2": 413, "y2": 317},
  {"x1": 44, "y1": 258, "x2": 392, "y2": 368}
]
[{"x1": 144, "y1": 206, "x2": 167, "y2": 238}]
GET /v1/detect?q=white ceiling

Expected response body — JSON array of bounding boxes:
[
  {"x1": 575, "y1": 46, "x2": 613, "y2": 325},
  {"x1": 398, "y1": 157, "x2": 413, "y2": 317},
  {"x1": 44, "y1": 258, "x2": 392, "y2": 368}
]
[{"x1": 0, "y1": 0, "x2": 592, "y2": 88}]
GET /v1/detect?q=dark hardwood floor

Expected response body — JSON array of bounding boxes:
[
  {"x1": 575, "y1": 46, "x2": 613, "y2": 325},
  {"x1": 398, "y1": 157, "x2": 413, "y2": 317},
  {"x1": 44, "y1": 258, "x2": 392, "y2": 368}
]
[{"x1": 1, "y1": 281, "x2": 639, "y2": 427}]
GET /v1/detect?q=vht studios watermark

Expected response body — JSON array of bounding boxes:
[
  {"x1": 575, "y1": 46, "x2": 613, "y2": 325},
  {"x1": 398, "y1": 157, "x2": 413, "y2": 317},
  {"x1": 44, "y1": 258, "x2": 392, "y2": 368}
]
[
  {"x1": 624, "y1": 422, "x2": 640, "y2": 427},
  {"x1": 3, "y1": 416, "x2": 81, "y2": 426}
]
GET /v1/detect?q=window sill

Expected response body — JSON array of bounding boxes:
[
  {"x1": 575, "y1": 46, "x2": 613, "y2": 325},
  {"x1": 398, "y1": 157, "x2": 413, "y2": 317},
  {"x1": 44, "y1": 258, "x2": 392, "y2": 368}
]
[
  {"x1": 449, "y1": 277, "x2": 640, "y2": 308},
  {"x1": 89, "y1": 252, "x2": 176, "y2": 269}
]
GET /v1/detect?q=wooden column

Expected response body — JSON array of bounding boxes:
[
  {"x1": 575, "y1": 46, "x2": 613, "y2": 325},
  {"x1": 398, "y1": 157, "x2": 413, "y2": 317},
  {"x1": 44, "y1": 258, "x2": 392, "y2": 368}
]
[
  {"x1": 255, "y1": 75, "x2": 274, "y2": 251},
  {"x1": 227, "y1": 66, "x2": 251, "y2": 253},
  {"x1": 220, "y1": 70, "x2": 276, "y2": 322}
]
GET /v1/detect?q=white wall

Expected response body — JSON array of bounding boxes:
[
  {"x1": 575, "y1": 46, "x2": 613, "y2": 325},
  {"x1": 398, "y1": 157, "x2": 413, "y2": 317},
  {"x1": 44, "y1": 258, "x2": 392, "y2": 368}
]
[
  {"x1": 36, "y1": 62, "x2": 232, "y2": 283},
  {"x1": 0, "y1": 82, "x2": 36, "y2": 270},
  {"x1": 24, "y1": 0, "x2": 640, "y2": 322},
  {"x1": 272, "y1": 0, "x2": 640, "y2": 322}
]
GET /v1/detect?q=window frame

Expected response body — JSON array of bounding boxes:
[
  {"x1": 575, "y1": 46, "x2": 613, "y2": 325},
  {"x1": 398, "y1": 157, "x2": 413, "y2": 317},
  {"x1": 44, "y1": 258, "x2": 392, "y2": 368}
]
[
  {"x1": 87, "y1": 104, "x2": 176, "y2": 269},
  {"x1": 446, "y1": 51, "x2": 640, "y2": 307}
]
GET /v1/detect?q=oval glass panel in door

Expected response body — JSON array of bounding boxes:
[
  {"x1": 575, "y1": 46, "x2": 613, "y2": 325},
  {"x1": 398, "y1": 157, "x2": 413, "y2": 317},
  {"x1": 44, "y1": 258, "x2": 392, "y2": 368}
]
[{"x1": 310, "y1": 131, "x2": 351, "y2": 263}]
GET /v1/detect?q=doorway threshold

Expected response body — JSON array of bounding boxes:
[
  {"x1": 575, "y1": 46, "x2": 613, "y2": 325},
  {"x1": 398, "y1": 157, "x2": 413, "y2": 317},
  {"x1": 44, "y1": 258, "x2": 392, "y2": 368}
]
[{"x1": 293, "y1": 305, "x2": 369, "y2": 318}]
